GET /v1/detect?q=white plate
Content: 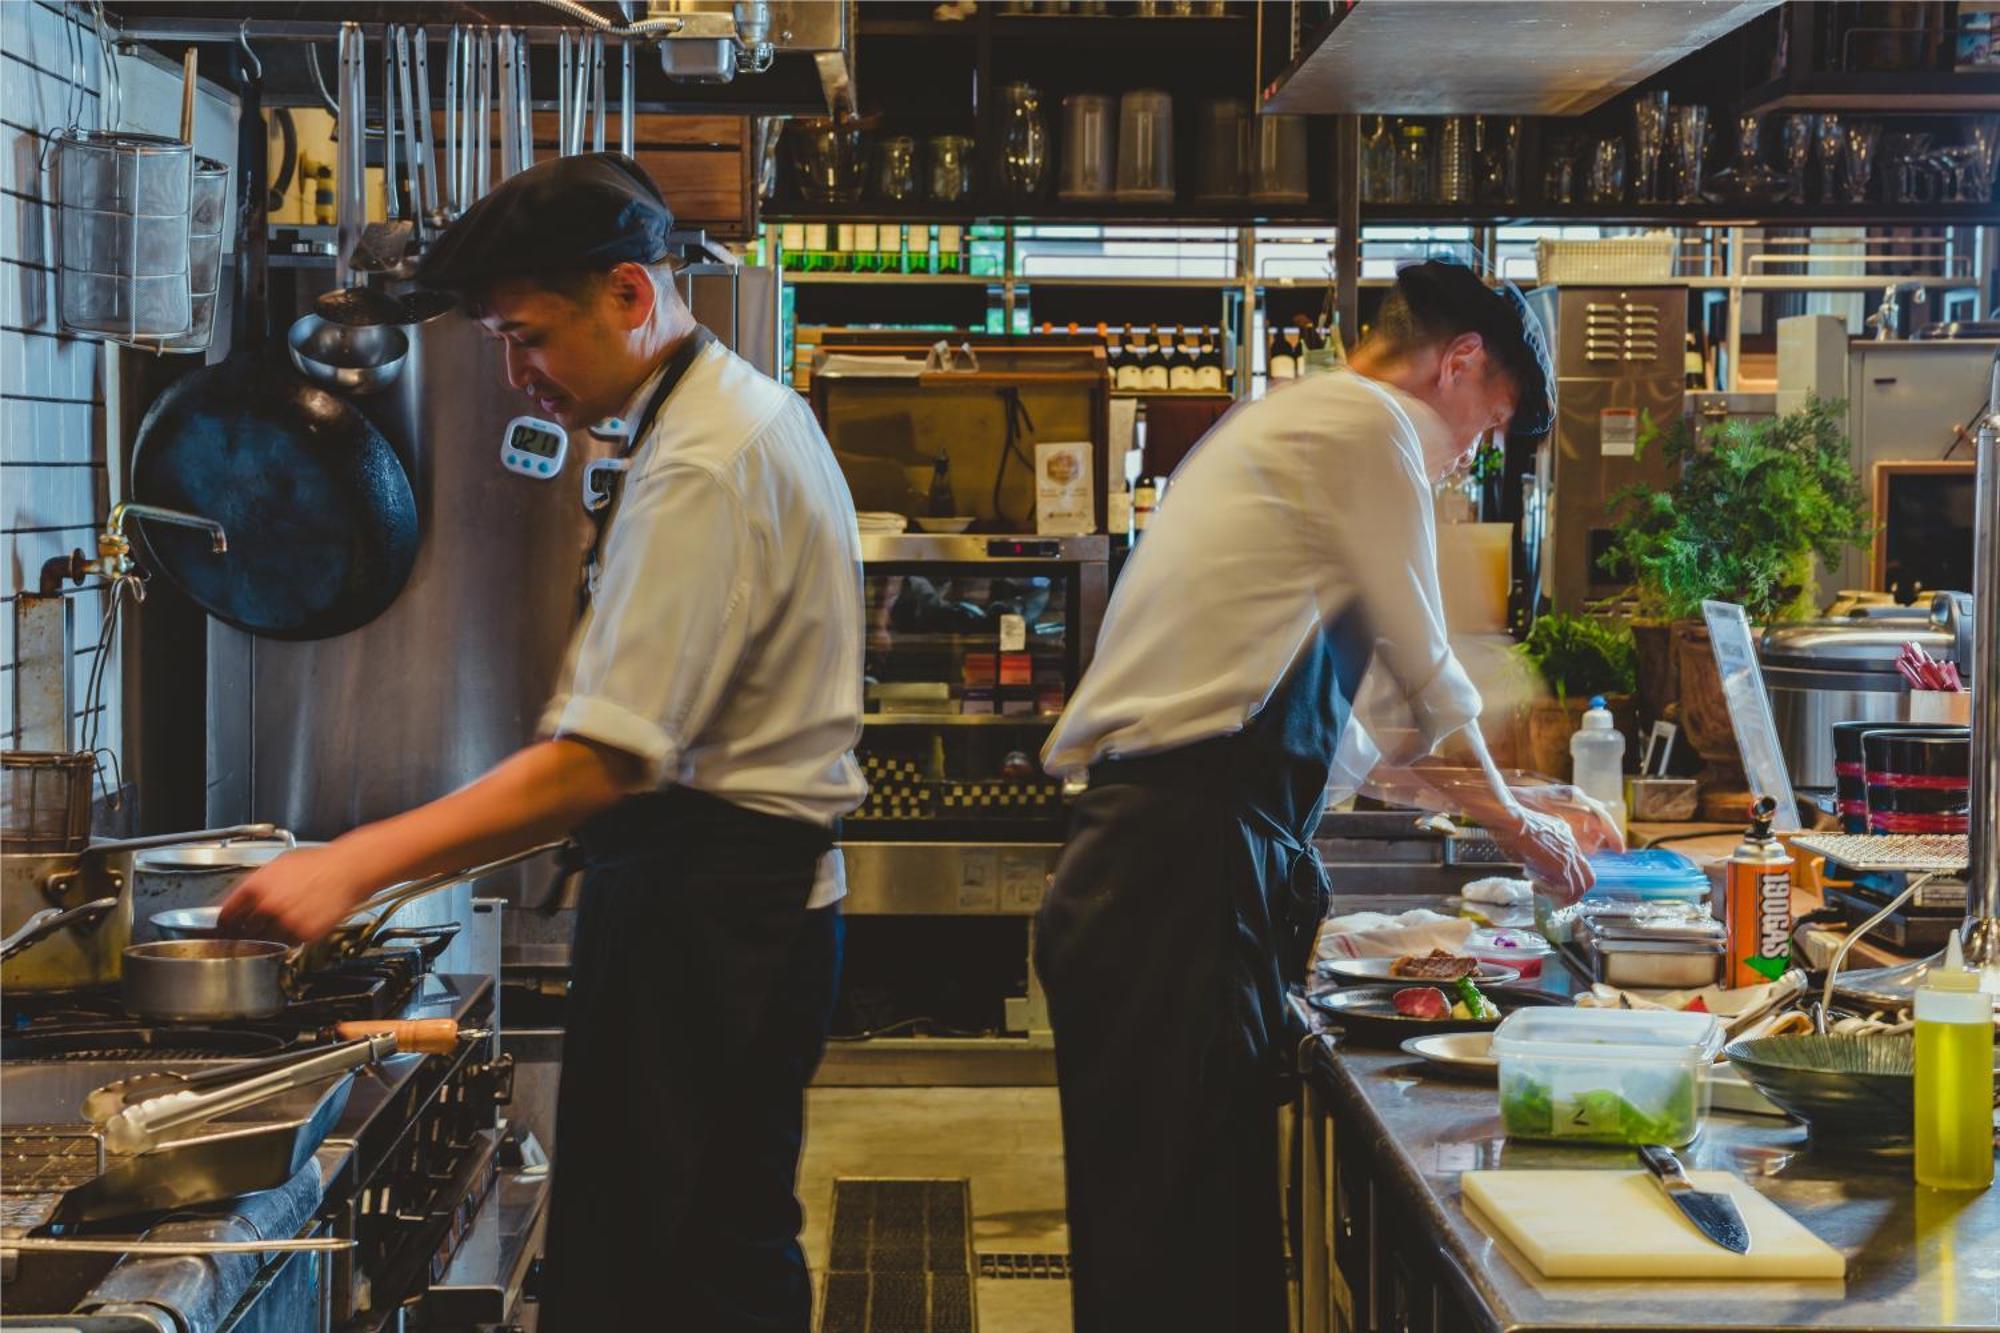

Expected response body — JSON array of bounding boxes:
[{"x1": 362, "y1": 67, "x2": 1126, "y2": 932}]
[
  {"x1": 911, "y1": 516, "x2": 975, "y2": 534},
  {"x1": 1317, "y1": 956, "x2": 1521, "y2": 986},
  {"x1": 1400, "y1": 1031, "x2": 1499, "y2": 1078}
]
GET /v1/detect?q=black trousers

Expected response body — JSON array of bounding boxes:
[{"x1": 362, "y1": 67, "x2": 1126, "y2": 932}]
[
  {"x1": 1035, "y1": 744, "x2": 1329, "y2": 1333},
  {"x1": 540, "y1": 789, "x2": 842, "y2": 1332}
]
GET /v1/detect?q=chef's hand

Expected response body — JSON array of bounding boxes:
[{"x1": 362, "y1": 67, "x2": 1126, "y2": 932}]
[
  {"x1": 1488, "y1": 803, "x2": 1595, "y2": 906},
  {"x1": 1512, "y1": 783, "x2": 1626, "y2": 856},
  {"x1": 217, "y1": 846, "x2": 376, "y2": 944}
]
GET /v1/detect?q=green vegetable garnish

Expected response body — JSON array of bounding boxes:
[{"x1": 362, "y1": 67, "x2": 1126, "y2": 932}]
[{"x1": 1453, "y1": 976, "x2": 1498, "y2": 1021}]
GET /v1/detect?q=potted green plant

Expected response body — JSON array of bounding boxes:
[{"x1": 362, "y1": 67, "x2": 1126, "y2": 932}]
[
  {"x1": 1600, "y1": 397, "x2": 1874, "y2": 816},
  {"x1": 1517, "y1": 612, "x2": 1638, "y2": 781}
]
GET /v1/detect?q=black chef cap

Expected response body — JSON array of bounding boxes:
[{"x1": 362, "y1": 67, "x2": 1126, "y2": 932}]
[
  {"x1": 1392, "y1": 259, "x2": 1555, "y2": 439},
  {"x1": 416, "y1": 152, "x2": 674, "y2": 294}
]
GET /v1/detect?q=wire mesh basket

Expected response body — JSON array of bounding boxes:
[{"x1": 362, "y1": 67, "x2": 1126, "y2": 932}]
[
  {"x1": 1534, "y1": 233, "x2": 1678, "y2": 285},
  {"x1": 1, "y1": 751, "x2": 98, "y2": 854},
  {"x1": 152, "y1": 155, "x2": 230, "y2": 354},
  {"x1": 53, "y1": 129, "x2": 194, "y2": 344}
]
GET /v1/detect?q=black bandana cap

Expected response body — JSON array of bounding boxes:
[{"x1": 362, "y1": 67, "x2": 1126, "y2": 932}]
[{"x1": 416, "y1": 152, "x2": 675, "y2": 292}]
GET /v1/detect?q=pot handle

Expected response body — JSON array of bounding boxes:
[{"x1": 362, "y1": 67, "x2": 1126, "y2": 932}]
[
  {"x1": 0, "y1": 897, "x2": 120, "y2": 962},
  {"x1": 88, "y1": 824, "x2": 286, "y2": 858}
]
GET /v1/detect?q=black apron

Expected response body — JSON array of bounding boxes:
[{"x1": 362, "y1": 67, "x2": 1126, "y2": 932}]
[
  {"x1": 1034, "y1": 609, "x2": 1369, "y2": 1333},
  {"x1": 539, "y1": 330, "x2": 844, "y2": 1333}
]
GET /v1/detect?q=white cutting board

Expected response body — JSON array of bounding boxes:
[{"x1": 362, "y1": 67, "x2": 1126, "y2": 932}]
[{"x1": 1462, "y1": 1170, "x2": 1846, "y2": 1280}]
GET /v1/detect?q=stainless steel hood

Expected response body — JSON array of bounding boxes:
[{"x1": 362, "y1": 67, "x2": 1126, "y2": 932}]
[{"x1": 1260, "y1": 0, "x2": 1779, "y2": 116}]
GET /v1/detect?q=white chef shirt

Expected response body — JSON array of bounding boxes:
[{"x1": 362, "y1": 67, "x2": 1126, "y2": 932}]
[
  {"x1": 1042, "y1": 369, "x2": 1482, "y2": 791},
  {"x1": 540, "y1": 336, "x2": 867, "y2": 908}
]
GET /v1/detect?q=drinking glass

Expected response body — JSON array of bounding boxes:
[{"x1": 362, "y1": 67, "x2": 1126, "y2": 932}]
[
  {"x1": 1671, "y1": 104, "x2": 1709, "y2": 203},
  {"x1": 1880, "y1": 131, "x2": 1934, "y2": 204},
  {"x1": 1965, "y1": 117, "x2": 2000, "y2": 204},
  {"x1": 1779, "y1": 113, "x2": 1812, "y2": 204},
  {"x1": 876, "y1": 135, "x2": 918, "y2": 202},
  {"x1": 1394, "y1": 120, "x2": 1431, "y2": 204},
  {"x1": 1362, "y1": 115, "x2": 1395, "y2": 202},
  {"x1": 1813, "y1": 114, "x2": 1844, "y2": 204},
  {"x1": 1630, "y1": 91, "x2": 1668, "y2": 203},
  {"x1": 1588, "y1": 138, "x2": 1625, "y2": 204},
  {"x1": 1542, "y1": 138, "x2": 1576, "y2": 205},
  {"x1": 928, "y1": 135, "x2": 974, "y2": 202},
  {"x1": 793, "y1": 120, "x2": 864, "y2": 203},
  {"x1": 1475, "y1": 115, "x2": 1520, "y2": 204},
  {"x1": 1843, "y1": 120, "x2": 1882, "y2": 204}
]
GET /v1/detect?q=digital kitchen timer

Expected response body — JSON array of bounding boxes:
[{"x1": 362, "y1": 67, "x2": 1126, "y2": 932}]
[{"x1": 501, "y1": 416, "x2": 569, "y2": 478}]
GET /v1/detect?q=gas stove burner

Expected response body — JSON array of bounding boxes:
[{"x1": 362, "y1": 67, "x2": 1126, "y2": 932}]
[{"x1": 2, "y1": 1025, "x2": 290, "y2": 1061}]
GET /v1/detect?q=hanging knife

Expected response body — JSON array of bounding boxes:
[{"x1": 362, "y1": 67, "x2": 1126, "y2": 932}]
[{"x1": 1637, "y1": 1144, "x2": 1751, "y2": 1255}]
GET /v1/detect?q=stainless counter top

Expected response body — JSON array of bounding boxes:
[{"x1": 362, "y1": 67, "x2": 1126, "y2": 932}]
[{"x1": 1305, "y1": 982, "x2": 2000, "y2": 1332}]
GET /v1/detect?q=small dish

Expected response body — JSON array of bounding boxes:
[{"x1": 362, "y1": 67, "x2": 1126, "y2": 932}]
[
  {"x1": 911, "y1": 515, "x2": 976, "y2": 534},
  {"x1": 1318, "y1": 956, "x2": 1520, "y2": 987},
  {"x1": 1400, "y1": 1030, "x2": 1498, "y2": 1079}
]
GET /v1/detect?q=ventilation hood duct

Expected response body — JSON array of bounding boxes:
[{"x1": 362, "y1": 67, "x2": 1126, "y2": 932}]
[{"x1": 1260, "y1": 0, "x2": 1778, "y2": 117}]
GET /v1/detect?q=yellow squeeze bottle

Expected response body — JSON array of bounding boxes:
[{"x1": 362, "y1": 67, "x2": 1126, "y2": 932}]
[{"x1": 1913, "y1": 934, "x2": 1995, "y2": 1192}]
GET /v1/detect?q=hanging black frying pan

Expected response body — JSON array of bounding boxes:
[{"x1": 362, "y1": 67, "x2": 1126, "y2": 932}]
[{"x1": 131, "y1": 44, "x2": 418, "y2": 642}]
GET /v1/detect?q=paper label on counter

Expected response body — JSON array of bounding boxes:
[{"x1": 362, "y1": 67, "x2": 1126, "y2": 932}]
[
  {"x1": 1600, "y1": 407, "x2": 1639, "y2": 457},
  {"x1": 998, "y1": 613, "x2": 1027, "y2": 653},
  {"x1": 958, "y1": 849, "x2": 999, "y2": 912},
  {"x1": 1035, "y1": 441, "x2": 1094, "y2": 536},
  {"x1": 999, "y1": 852, "x2": 1048, "y2": 912}
]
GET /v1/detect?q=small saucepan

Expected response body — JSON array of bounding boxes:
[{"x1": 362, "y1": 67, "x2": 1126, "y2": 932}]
[{"x1": 121, "y1": 938, "x2": 297, "y2": 1022}]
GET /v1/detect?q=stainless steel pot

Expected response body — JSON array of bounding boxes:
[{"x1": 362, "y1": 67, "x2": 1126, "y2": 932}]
[
  {"x1": 132, "y1": 838, "x2": 318, "y2": 943},
  {"x1": 120, "y1": 938, "x2": 294, "y2": 1022},
  {"x1": 0, "y1": 824, "x2": 279, "y2": 992},
  {"x1": 1760, "y1": 619, "x2": 1958, "y2": 791}
]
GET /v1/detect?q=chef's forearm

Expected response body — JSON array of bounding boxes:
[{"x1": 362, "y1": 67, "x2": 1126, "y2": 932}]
[{"x1": 327, "y1": 738, "x2": 645, "y2": 892}]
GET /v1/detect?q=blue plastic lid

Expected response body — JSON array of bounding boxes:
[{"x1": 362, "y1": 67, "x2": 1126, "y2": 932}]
[
  {"x1": 1584, "y1": 849, "x2": 1711, "y2": 900},
  {"x1": 1589, "y1": 695, "x2": 1607, "y2": 709}
]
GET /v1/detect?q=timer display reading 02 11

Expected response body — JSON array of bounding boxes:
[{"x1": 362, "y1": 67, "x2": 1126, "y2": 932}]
[{"x1": 501, "y1": 416, "x2": 570, "y2": 479}]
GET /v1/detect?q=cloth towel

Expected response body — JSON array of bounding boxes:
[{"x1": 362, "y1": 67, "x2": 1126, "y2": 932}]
[{"x1": 1314, "y1": 908, "x2": 1472, "y2": 964}]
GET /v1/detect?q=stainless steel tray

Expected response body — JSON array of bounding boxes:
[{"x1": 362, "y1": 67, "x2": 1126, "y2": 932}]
[
  {"x1": 2, "y1": 1060, "x2": 352, "y2": 1226},
  {"x1": 1788, "y1": 832, "x2": 1969, "y2": 874}
]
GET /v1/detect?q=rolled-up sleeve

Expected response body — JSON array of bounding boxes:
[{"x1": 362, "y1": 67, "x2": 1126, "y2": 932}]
[
  {"x1": 1304, "y1": 399, "x2": 1482, "y2": 770},
  {"x1": 539, "y1": 463, "x2": 753, "y2": 784}
]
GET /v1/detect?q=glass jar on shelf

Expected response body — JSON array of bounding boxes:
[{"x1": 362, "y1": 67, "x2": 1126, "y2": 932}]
[
  {"x1": 999, "y1": 82, "x2": 1050, "y2": 199},
  {"x1": 1362, "y1": 115, "x2": 1396, "y2": 202},
  {"x1": 1394, "y1": 120, "x2": 1432, "y2": 204}
]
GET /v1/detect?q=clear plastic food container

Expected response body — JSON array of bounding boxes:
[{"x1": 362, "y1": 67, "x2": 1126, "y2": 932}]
[
  {"x1": 1464, "y1": 926, "x2": 1554, "y2": 978},
  {"x1": 1492, "y1": 1006, "x2": 1723, "y2": 1147},
  {"x1": 1584, "y1": 849, "x2": 1712, "y2": 903}
]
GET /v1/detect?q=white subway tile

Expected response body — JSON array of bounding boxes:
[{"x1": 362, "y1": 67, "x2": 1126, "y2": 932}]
[
  {"x1": 2, "y1": 456, "x2": 93, "y2": 529},
  {"x1": 0, "y1": 329, "x2": 27, "y2": 397}
]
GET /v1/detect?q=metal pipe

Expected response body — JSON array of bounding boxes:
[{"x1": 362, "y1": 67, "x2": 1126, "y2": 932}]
[
  {"x1": 1964, "y1": 351, "x2": 2000, "y2": 969},
  {"x1": 108, "y1": 502, "x2": 227, "y2": 553}
]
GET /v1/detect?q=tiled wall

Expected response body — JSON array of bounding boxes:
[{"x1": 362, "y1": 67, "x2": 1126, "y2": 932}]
[
  {"x1": 1, "y1": 0, "x2": 112, "y2": 757},
  {"x1": 2, "y1": 2, "x2": 236, "y2": 784}
]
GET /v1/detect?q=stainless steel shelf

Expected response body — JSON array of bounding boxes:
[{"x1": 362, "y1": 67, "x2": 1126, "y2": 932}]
[{"x1": 860, "y1": 533, "x2": 1111, "y2": 562}]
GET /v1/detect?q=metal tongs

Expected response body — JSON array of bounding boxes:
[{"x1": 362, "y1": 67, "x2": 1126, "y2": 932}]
[
  {"x1": 87, "y1": 1018, "x2": 469, "y2": 1153},
  {"x1": 99, "y1": 1032, "x2": 398, "y2": 1154}
]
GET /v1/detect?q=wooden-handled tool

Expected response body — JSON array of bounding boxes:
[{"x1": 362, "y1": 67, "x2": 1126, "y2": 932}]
[{"x1": 333, "y1": 1018, "x2": 462, "y2": 1055}]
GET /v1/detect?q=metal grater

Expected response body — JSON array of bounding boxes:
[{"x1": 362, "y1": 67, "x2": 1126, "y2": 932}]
[{"x1": 1789, "y1": 832, "x2": 1969, "y2": 874}]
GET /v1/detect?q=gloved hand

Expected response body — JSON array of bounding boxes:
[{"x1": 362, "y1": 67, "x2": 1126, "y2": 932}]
[
  {"x1": 1488, "y1": 802, "x2": 1595, "y2": 905},
  {"x1": 1512, "y1": 783, "x2": 1627, "y2": 856}
]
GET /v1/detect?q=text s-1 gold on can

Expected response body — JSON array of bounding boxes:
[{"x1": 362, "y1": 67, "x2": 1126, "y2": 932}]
[{"x1": 1726, "y1": 796, "x2": 1794, "y2": 987}]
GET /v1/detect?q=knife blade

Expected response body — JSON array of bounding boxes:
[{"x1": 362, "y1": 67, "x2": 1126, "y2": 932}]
[{"x1": 1636, "y1": 1144, "x2": 1751, "y2": 1254}]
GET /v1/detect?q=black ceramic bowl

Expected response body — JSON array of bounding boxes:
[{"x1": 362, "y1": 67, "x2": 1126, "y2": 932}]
[
  {"x1": 1831, "y1": 721, "x2": 1935, "y2": 833},
  {"x1": 1724, "y1": 1034, "x2": 1919, "y2": 1152},
  {"x1": 1863, "y1": 728, "x2": 1970, "y2": 832}
]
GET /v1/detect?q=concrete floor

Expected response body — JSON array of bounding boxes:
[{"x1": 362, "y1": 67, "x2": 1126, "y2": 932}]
[{"x1": 798, "y1": 1086, "x2": 1074, "y2": 1333}]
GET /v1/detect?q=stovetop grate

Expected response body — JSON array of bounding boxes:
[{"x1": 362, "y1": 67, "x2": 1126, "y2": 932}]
[{"x1": 1, "y1": 1125, "x2": 104, "y2": 1196}]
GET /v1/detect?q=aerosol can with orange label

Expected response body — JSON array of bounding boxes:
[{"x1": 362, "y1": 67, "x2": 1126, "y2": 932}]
[{"x1": 1726, "y1": 797, "x2": 1795, "y2": 987}]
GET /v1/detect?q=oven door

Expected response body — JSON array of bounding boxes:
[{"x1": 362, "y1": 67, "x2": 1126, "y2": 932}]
[{"x1": 416, "y1": 1130, "x2": 551, "y2": 1333}]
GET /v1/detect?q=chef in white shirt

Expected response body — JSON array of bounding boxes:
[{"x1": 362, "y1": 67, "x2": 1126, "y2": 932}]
[
  {"x1": 220, "y1": 155, "x2": 865, "y2": 1332},
  {"x1": 1035, "y1": 260, "x2": 1621, "y2": 1332}
]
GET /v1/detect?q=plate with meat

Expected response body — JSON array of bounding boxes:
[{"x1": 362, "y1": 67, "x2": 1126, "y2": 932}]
[
  {"x1": 1316, "y1": 949, "x2": 1520, "y2": 987},
  {"x1": 1305, "y1": 981, "x2": 1559, "y2": 1047}
]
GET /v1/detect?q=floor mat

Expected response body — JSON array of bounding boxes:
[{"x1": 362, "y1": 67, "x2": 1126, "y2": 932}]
[{"x1": 821, "y1": 1178, "x2": 977, "y2": 1333}]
